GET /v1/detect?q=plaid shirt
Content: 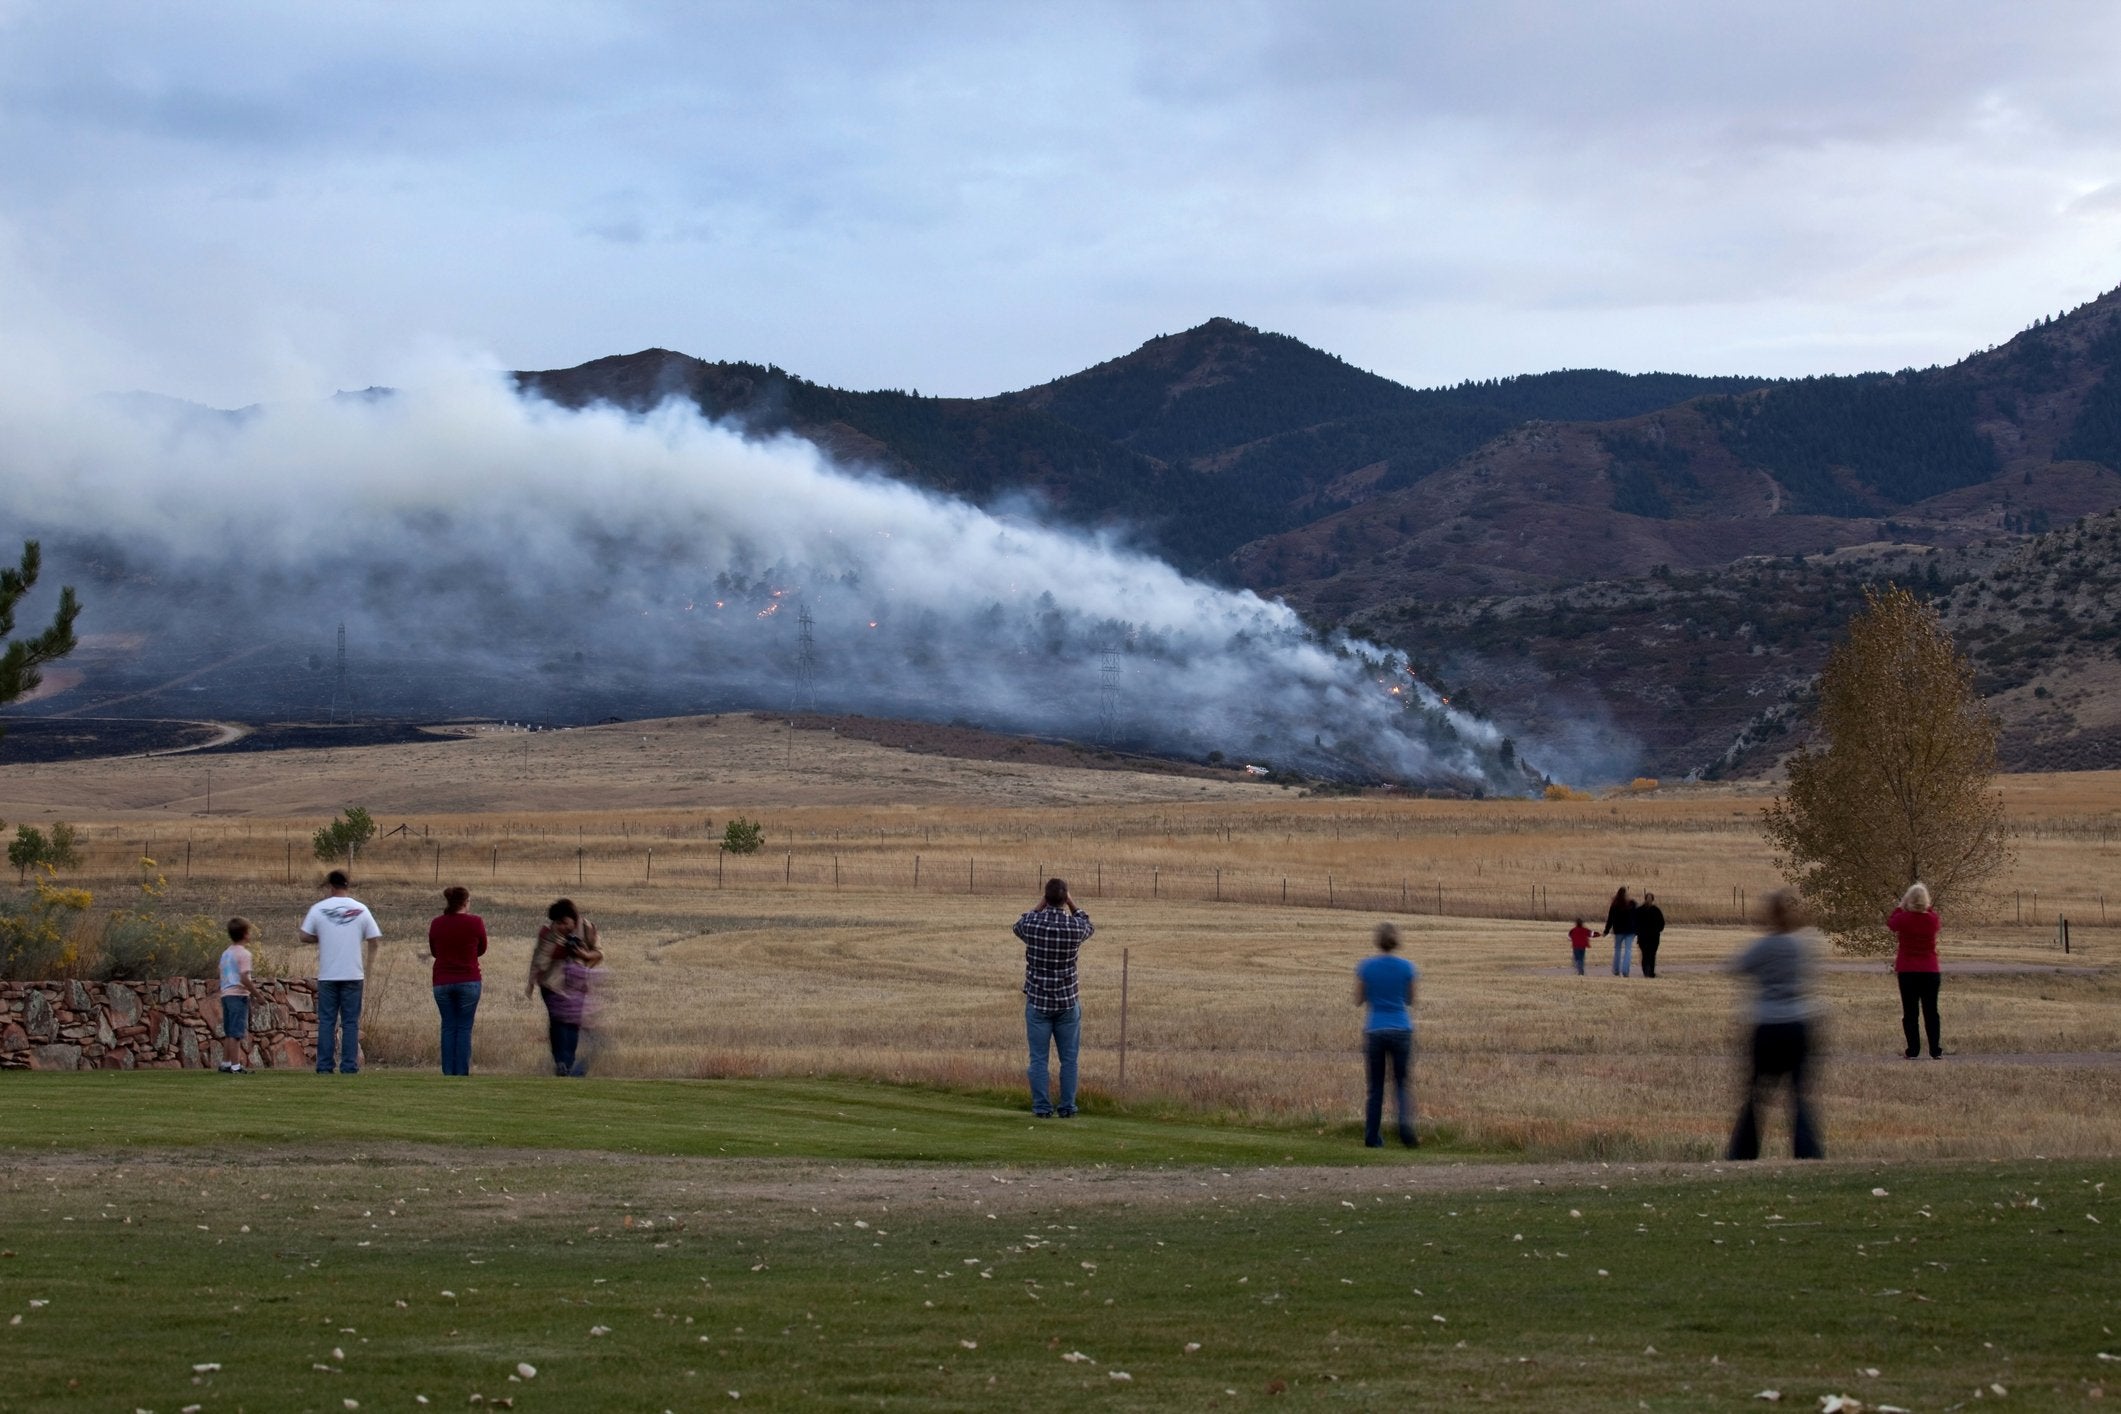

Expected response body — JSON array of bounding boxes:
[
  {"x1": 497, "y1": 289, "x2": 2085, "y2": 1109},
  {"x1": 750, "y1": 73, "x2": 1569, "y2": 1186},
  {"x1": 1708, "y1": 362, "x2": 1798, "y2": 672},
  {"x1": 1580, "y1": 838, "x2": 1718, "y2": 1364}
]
[{"x1": 1013, "y1": 905, "x2": 1094, "y2": 1011}]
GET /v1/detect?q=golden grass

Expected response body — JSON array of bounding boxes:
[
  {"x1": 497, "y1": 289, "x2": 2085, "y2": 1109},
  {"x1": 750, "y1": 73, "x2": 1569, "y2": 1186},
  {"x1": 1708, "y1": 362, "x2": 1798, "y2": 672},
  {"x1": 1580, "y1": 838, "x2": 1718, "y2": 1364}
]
[{"x1": 5, "y1": 716, "x2": 2119, "y2": 1160}]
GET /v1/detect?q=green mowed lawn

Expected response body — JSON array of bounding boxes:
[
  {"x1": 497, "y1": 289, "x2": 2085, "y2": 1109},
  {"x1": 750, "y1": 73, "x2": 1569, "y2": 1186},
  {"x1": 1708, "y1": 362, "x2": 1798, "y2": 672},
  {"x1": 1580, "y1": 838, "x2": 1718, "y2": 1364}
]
[
  {"x1": 1, "y1": 1076, "x2": 2117, "y2": 1410},
  {"x1": 0, "y1": 1070, "x2": 1417, "y2": 1166}
]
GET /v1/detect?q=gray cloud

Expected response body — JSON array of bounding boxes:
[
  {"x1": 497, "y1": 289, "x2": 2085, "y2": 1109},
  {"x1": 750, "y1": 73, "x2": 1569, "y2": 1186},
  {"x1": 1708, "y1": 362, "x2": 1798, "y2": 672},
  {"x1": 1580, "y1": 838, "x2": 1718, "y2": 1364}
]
[{"x1": 0, "y1": 2, "x2": 2117, "y2": 401}]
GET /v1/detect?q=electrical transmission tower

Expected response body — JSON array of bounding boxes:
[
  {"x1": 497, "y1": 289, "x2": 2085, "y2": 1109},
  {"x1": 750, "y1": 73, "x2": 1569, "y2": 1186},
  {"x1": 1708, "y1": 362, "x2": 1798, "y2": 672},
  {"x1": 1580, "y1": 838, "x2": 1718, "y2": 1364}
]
[
  {"x1": 1097, "y1": 647, "x2": 1121, "y2": 743},
  {"x1": 327, "y1": 623, "x2": 352, "y2": 724},
  {"x1": 792, "y1": 606, "x2": 818, "y2": 712}
]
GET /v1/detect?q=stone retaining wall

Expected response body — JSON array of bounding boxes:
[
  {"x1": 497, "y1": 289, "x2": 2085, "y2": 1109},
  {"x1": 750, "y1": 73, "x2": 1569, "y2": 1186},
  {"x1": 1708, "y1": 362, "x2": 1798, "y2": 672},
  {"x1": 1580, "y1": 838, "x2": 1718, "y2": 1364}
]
[{"x1": 0, "y1": 978, "x2": 317, "y2": 1070}]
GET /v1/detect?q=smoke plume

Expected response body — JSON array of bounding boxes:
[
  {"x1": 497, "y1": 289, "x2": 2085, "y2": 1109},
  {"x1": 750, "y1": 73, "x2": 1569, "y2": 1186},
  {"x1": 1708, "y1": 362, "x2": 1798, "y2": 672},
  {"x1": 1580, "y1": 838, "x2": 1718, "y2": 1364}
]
[{"x1": 1, "y1": 364, "x2": 1536, "y2": 790}]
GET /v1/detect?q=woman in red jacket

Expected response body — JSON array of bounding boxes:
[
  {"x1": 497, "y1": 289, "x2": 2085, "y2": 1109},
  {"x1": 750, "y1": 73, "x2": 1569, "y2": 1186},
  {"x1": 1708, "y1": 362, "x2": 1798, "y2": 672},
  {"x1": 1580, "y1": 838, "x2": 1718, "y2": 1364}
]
[
  {"x1": 1887, "y1": 882, "x2": 1943, "y2": 1059},
  {"x1": 427, "y1": 885, "x2": 488, "y2": 1075}
]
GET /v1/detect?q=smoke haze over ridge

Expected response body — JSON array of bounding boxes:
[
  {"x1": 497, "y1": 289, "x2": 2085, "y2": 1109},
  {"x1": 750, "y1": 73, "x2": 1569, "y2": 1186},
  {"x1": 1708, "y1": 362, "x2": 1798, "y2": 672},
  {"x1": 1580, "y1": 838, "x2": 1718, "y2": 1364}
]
[{"x1": 0, "y1": 360, "x2": 1556, "y2": 789}]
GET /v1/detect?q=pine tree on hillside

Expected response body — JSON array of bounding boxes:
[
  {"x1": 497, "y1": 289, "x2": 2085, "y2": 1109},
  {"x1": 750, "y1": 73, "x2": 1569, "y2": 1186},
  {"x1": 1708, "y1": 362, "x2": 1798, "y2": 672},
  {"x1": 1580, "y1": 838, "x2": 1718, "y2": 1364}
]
[{"x1": 1, "y1": 540, "x2": 80, "y2": 742}]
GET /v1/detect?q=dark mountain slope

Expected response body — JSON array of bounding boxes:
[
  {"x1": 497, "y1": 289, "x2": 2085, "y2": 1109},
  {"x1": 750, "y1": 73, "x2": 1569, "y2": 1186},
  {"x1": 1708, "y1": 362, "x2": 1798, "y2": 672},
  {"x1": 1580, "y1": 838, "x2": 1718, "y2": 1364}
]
[
  {"x1": 1236, "y1": 285, "x2": 2121, "y2": 616},
  {"x1": 516, "y1": 326, "x2": 1769, "y2": 572}
]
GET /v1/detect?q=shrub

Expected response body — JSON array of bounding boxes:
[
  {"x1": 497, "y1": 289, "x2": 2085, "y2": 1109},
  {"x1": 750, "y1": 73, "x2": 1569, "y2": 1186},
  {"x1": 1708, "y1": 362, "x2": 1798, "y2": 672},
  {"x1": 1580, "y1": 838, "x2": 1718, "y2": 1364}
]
[
  {"x1": 1627, "y1": 778, "x2": 1661, "y2": 794},
  {"x1": 720, "y1": 817, "x2": 765, "y2": 854},
  {"x1": 7, "y1": 822, "x2": 81, "y2": 881},
  {"x1": 312, "y1": 806, "x2": 378, "y2": 865},
  {"x1": 8, "y1": 825, "x2": 46, "y2": 882},
  {"x1": 95, "y1": 909, "x2": 224, "y2": 981},
  {"x1": 0, "y1": 877, "x2": 94, "y2": 980},
  {"x1": 1543, "y1": 783, "x2": 1594, "y2": 802}
]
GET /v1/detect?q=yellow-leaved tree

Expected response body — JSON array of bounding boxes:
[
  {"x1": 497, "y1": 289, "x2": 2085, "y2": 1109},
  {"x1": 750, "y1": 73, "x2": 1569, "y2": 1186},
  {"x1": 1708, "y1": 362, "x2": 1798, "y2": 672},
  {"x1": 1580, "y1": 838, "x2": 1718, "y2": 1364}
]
[{"x1": 1761, "y1": 583, "x2": 2009, "y2": 954}]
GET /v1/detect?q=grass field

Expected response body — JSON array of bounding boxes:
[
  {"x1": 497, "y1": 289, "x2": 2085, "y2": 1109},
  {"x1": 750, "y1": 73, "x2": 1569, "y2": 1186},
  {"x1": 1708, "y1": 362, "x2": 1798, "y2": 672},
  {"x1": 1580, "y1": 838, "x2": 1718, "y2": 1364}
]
[
  {"x1": 4, "y1": 726, "x2": 2121, "y2": 1406},
  {"x1": 2, "y1": 1076, "x2": 2117, "y2": 1411},
  {"x1": 5, "y1": 717, "x2": 2119, "y2": 1160}
]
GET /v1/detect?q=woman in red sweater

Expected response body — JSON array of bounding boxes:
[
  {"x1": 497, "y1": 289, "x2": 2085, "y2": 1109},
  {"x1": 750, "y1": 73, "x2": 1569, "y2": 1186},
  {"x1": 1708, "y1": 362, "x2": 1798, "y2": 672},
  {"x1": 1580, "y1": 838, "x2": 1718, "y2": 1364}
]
[
  {"x1": 1887, "y1": 882, "x2": 1943, "y2": 1059},
  {"x1": 427, "y1": 885, "x2": 489, "y2": 1075}
]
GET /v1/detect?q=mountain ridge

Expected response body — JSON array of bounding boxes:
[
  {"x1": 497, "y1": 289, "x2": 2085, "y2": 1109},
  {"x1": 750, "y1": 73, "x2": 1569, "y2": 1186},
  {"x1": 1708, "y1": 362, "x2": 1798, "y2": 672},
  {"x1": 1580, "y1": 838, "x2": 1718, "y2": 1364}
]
[{"x1": 513, "y1": 285, "x2": 2121, "y2": 776}]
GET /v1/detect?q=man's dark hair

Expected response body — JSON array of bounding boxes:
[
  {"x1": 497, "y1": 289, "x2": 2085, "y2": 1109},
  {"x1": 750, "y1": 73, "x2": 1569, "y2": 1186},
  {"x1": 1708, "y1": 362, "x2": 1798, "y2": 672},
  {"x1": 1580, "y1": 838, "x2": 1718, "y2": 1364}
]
[
  {"x1": 1042, "y1": 878, "x2": 1068, "y2": 908},
  {"x1": 325, "y1": 870, "x2": 350, "y2": 890},
  {"x1": 548, "y1": 897, "x2": 579, "y2": 923},
  {"x1": 1374, "y1": 922, "x2": 1400, "y2": 952}
]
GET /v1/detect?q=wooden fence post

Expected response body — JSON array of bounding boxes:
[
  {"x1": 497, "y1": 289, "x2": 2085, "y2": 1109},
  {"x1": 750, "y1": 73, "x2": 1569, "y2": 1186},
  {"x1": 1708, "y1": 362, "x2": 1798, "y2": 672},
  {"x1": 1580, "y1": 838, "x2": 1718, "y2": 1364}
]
[{"x1": 1117, "y1": 946, "x2": 1130, "y2": 1090}]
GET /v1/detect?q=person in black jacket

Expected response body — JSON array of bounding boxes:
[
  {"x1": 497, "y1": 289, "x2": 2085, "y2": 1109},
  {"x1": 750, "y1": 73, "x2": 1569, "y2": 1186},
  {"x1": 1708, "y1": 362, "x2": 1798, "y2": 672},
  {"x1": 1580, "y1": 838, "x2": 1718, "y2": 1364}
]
[
  {"x1": 1636, "y1": 892, "x2": 1667, "y2": 978},
  {"x1": 1598, "y1": 886, "x2": 1638, "y2": 977}
]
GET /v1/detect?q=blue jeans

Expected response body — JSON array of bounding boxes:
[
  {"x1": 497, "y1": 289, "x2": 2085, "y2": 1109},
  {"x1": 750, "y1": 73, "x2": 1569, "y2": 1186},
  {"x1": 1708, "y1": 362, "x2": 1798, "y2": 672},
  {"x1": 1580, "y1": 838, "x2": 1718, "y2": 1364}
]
[
  {"x1": 542, "y1": 988, "x2": 586, "y2": 1076},
  {"x1": 1612, "y1": 933, "x2": 1635, "y2": 976},
  {"x1": 1571, "y1": 950, "x2": 1586, "y2": 975},
  {"x1": 1025, "y1": 1002, "x2": 1081, "y2": 1116},
  {"x1": 315, "y1": 979, "x2": 364, "y2": 1073},
  {"x1": 433, "y1": 981, "x2": 481, "y2": 1075},
  {"x1": 1363, "y1": 1029, "x2": 1417, "y2": 1146}
]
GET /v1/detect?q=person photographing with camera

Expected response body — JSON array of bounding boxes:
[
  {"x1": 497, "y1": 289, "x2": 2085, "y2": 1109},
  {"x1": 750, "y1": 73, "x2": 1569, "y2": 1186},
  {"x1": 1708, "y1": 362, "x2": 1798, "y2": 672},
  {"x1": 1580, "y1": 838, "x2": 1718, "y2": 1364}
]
[{"x1": 1012, "y1": 878, "x2": 1094, "y2": 1118}]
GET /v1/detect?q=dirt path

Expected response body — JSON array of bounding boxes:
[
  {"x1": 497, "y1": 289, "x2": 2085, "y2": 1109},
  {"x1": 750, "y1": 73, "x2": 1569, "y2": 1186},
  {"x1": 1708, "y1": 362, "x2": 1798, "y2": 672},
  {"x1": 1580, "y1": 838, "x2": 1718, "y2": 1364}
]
[
  {"x1": 1528, "y1": 960, "x2": 2108, "y2": 976},
  {"x1": 0, "y1": 1144, "x2": 1779, "y2": 1218},
  {"x1": 145, "y1": 719, "x2": 250, "y2": 755}
]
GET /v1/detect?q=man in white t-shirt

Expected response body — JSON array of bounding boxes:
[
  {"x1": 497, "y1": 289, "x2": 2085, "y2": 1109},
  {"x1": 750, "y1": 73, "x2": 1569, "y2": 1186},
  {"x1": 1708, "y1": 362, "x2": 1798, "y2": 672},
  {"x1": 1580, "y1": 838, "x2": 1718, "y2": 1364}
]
[{"x1": 299, "y1": 870, "x2": 383, "y2": 1074}]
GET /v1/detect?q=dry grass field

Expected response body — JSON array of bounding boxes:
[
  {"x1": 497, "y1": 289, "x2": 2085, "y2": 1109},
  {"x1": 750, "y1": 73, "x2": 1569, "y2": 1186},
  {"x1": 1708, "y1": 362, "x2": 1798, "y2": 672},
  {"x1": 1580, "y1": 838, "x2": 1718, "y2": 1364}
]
[{"x1": 4, "y1": 713, "x2": 2118, "y2": 1161}]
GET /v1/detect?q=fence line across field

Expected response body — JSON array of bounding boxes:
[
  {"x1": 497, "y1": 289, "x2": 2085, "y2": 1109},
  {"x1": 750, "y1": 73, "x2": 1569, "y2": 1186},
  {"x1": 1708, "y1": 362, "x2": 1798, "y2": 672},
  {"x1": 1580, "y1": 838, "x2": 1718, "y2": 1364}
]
[{"x1": 40, "y1": 837, "x2": 2111, "y2": 934}]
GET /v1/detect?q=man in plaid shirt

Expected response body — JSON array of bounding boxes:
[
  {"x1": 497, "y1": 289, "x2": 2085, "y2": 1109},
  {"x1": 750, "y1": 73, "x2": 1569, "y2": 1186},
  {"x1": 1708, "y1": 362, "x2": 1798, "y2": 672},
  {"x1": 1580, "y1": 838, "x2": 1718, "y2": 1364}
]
[{"x1": 1013, "y1": 877, "x2": 1094, "y2": 1117}]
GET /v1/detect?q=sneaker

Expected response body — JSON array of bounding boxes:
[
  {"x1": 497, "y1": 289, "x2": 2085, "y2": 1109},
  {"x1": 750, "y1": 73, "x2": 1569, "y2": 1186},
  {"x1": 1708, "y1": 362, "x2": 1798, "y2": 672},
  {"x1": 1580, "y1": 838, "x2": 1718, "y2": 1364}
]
[
  {"x1": 229, "y1": 1063, "x2": 246, "y2": 1073},
  {"x1": 1930, "y1": 1049, "x2": 1944, "y2": 1059},
  {"x1": 1055, "y1": 1109, "x2": 1076, "y2": 1119},
  {"x1": 1904, "y1": 1048, "x2": 1919, "y2": 1059},
  {"x1": 217, "y1": 1061, "x2": 233, "y2": 1073}
]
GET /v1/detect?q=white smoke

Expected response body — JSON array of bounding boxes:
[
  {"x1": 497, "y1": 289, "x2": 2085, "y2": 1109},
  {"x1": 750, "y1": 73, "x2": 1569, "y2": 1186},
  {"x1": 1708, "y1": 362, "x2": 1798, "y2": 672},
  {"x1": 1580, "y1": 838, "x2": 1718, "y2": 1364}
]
[{"x1": 2, "y1": 360, "x2": 1533, "y2": 788}]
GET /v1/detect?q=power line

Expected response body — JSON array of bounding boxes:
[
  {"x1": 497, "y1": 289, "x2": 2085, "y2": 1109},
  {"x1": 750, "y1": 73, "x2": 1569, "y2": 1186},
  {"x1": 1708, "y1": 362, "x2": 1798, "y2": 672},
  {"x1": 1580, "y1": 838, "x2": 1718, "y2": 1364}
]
[
  {"x1": 328, "y1": 622, "x2": 352, "y2": 724},
  {"x1": 793, "y1": 605, "x2": 818, "y2": 712},
  {"x1": 1098, "y1": 646, "x2": 1121, "y2": 743}
]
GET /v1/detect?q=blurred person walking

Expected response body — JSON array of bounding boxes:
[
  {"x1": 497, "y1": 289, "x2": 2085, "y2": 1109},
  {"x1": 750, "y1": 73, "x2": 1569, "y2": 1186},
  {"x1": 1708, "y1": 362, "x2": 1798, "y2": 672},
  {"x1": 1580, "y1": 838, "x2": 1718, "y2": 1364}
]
[
  {"x1": 298, "y1": 870, "x2": 383, "y2": 1075},
  {"x1": 1354, "y1": 922, "x2": 1419, "y2": 1147},
  {"x1": 1599, "y1": 886, "x2": 1639, "y2": 977},
  {"x1": 1013, "y1": 877, "x2": 1093, "y2": 1118},
  {"x1": 1726, "y1": 889, "x2": 1824, "y2": 1161},
  {"x1": 527, "y1": 898, "x2": 602, "y2": 1077},
  {"x1": 1887, "y1": 882, "x2": 1944, "y2": 1059},
  {"x1": 1636, "y1": 892, "x2": 1667, "y2": 978},
  {"x1": 427, "y1": 885, "x2": 488, "y2": 1075}
]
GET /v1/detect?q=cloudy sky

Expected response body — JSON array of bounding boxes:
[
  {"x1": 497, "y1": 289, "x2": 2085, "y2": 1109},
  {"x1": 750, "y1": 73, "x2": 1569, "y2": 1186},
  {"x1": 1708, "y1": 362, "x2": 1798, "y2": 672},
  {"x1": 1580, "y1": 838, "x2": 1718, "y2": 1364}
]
[{"x1": 3, "y1": 0, "x2": 2120, "y2": 407}]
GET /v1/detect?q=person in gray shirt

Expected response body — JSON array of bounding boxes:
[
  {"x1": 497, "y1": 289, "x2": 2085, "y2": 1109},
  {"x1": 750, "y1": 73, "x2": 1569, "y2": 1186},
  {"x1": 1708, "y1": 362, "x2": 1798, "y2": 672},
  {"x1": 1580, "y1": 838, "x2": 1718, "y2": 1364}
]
[{"x1": 1726, "y1": 889, "x2": 1824, "y2": 1160}]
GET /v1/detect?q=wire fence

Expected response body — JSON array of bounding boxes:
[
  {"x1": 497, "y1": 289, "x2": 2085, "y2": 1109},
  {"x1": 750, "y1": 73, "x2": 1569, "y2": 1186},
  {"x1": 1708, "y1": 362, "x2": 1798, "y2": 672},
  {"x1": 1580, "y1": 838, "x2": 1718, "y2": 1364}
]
[{"x1": 32, "y1": 836, "x2": 2113, "y2": 937}]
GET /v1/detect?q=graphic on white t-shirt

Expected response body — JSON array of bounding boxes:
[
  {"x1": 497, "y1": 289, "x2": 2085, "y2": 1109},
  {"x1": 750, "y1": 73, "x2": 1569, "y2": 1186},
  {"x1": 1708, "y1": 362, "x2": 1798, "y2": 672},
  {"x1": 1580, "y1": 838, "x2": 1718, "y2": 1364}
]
[{"x1": 302, "y1": 897, "x2": 382, "y2": 981}]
